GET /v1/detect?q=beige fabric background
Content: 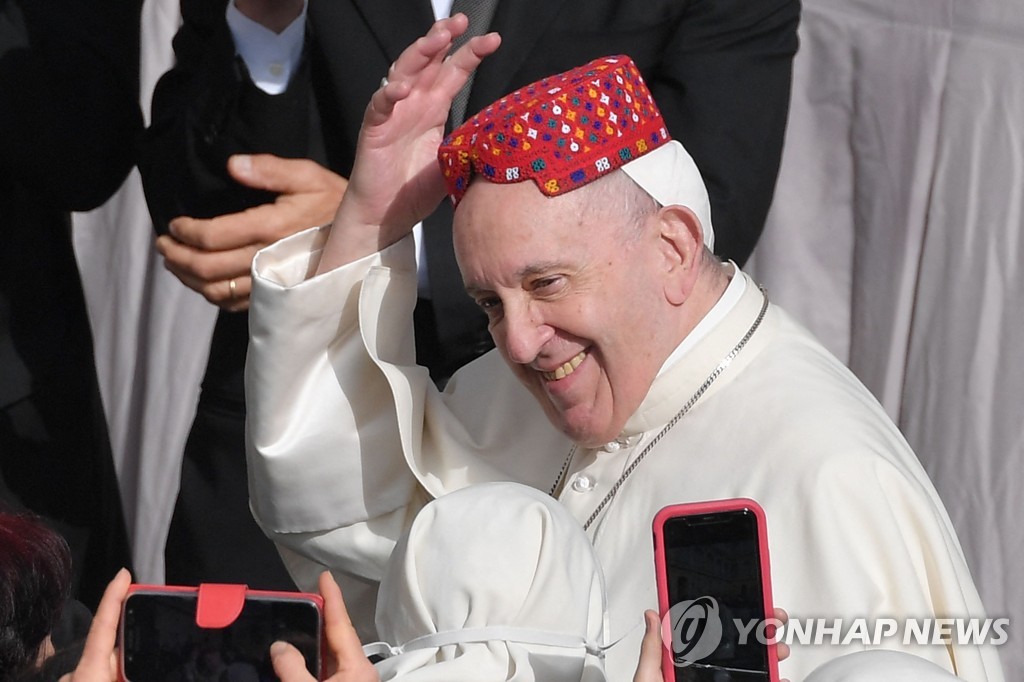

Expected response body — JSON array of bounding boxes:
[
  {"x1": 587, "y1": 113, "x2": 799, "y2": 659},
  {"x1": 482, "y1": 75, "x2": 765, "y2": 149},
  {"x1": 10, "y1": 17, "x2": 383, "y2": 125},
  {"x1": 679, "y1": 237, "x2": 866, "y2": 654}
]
[
  {"x1": 747, "y1": 1, "x2": 1023, "y2": 678},
  {"x1": 71, "y1": 0, "x2": 1020, "y2": 677}
]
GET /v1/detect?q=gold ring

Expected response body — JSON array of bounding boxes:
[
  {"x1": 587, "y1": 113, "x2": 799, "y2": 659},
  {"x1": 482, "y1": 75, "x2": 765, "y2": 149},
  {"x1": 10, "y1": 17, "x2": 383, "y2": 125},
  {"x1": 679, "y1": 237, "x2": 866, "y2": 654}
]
[{"x1": 228, "y1": 278, "x2": 237, "y2": 300}]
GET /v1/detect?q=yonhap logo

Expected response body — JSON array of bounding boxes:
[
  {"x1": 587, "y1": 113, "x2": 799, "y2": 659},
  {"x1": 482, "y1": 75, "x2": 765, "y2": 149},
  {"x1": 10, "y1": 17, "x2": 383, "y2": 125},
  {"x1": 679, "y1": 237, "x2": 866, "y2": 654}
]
[{"x1": 664, "y1": 596, "x2": 724, "y2": 666}]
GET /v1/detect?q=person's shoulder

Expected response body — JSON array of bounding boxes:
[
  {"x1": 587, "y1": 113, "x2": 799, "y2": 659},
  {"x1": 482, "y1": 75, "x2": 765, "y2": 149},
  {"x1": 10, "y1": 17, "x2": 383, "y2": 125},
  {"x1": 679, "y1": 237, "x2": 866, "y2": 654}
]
[
  {"x1": 721, "y1": 304, "x2": 929, "y2": 475},
  {"x1": 747, "y1": 304, "x2": 895, "y2": 430}
]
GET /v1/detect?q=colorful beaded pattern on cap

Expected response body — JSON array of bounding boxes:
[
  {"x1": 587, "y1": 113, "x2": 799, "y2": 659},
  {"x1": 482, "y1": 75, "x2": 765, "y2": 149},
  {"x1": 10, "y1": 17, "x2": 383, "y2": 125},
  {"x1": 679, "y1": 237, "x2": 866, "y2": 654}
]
[{"x1": 438, "y1": 55, "x2": 670, "y2": 207}]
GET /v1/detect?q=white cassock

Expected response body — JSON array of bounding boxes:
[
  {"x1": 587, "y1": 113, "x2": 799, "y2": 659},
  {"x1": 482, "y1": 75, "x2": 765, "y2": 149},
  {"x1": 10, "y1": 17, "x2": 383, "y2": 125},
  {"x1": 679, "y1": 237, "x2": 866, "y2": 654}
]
[{"x1": 245, "y1": 227, "x2": 1003, "y2": 682}]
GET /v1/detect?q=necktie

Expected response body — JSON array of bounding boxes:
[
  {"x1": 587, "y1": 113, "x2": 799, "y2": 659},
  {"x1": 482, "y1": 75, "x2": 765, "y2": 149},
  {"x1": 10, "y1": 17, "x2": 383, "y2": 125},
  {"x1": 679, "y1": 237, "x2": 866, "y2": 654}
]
[{"x1": 447, "y1": 0, "x2": 499, "y2": 127}]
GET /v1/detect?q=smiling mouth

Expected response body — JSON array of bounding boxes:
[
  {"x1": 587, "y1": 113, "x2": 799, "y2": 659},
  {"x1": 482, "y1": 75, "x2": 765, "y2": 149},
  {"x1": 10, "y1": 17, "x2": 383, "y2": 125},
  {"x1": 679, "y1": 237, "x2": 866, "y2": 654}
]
[{"x1": 541, "y1": 351, "x2": 587, "y2": 381}]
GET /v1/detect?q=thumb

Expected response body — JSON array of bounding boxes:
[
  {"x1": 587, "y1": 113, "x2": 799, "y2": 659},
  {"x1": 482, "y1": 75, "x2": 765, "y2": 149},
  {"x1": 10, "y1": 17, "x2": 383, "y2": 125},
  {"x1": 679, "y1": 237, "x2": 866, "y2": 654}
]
[
  {"x1": 228, "y1": 154, "x2": 331, "y2": 195},
  {"x1": 270, "y1": 641, "x2": 316, "y2": 682},
  {"x1": 633, "y1": 610, "x2": 666, "y2": 682}
]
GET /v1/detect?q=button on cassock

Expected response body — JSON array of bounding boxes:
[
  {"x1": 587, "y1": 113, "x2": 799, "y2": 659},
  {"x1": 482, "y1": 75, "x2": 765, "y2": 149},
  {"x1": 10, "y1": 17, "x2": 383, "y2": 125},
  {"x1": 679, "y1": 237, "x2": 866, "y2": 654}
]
[{"x1": 571, "y1": 474, "x2": 596, "y2": 493}]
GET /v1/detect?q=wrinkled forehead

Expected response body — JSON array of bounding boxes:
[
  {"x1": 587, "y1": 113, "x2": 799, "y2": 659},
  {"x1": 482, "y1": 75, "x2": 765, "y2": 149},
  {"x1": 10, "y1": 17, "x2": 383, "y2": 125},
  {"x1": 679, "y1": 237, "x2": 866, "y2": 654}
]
[
  {"x1": 452, "y1": 175, "x2": 564, "y2": 238},
  {"x1": 451, "y1": 178, "x2": 592, "y2": 274}
]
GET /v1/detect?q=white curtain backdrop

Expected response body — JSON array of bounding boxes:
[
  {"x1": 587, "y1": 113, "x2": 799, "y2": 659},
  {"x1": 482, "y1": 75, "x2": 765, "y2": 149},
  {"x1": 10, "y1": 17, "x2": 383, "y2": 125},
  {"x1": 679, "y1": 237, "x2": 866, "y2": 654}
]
[
  {"x1": 71, "y1": 0, "x2": 1020, "y2": 677},
  {"x1": 71, "y1": 0, "x2": 212, "y2": 584},
  {"x1": 748, "y1": 0, "x2": 1023, "y2": 678}
]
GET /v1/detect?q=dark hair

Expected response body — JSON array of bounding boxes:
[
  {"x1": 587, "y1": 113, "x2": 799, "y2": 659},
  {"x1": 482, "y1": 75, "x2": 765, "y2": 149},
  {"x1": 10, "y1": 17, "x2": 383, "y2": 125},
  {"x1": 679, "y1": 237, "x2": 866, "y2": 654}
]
[{"x1": 0, "y1": 511, "x2": 72, "y2": 680}]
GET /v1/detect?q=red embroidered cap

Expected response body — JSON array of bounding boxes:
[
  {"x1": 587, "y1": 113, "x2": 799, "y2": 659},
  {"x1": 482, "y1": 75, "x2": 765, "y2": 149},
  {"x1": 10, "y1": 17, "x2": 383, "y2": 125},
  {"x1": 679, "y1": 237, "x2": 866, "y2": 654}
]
[{"x1": 438, "y1": 55, "x2": 671, "y2": 207}]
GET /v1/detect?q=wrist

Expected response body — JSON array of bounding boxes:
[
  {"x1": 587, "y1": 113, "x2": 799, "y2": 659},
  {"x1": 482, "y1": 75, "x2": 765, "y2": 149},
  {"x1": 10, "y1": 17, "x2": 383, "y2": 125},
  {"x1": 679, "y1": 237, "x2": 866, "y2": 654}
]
[{"x1": 317, "y1": 203, "x2": 395, "y2": 274}]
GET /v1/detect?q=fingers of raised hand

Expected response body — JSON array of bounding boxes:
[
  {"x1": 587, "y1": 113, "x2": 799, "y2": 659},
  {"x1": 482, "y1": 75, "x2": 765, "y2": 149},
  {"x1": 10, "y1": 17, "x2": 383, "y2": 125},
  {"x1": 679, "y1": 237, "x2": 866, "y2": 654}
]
[
  {"x1": 367, "y1": 15, "x2": 497, "y2": 123},
  {"x1": 437, "y1": 31, "x2": 501, "y2": 95},
  {"x1": 389, "y1": 15, "x2": 466, "y2": 82},
  {"x1": 368, "y1": 19, "x2": 456, "y2": 114}
]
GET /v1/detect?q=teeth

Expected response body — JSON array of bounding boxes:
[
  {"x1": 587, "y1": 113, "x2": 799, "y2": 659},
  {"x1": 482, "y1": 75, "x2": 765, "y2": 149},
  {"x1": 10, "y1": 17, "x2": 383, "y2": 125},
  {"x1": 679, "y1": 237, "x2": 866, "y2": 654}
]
[{"x1": 543, "y1": 351, "x2": 587, "y2": 381}]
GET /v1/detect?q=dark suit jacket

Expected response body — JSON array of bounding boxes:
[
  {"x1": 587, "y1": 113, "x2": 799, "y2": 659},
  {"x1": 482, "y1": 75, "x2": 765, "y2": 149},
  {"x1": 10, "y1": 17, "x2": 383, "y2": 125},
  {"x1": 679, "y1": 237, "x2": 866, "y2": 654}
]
[
  {"x1": 0, "y1": 0, "x2": 141, "y2": 608},
  {"x1": 141, "y1": 0, "x2": 799, "y2": 377}
]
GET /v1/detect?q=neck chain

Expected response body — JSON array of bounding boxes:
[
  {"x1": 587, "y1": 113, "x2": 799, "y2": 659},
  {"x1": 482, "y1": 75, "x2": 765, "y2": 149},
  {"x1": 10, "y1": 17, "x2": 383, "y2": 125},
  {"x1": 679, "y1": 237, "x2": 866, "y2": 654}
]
[{"x1": 549, "y1": 287, "x2": 770, "y2": 531}]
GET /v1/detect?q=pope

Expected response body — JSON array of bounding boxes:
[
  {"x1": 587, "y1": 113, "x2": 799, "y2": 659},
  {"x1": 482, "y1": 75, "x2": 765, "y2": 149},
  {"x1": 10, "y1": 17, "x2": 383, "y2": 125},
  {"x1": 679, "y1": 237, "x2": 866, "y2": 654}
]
[{"x1": 243, "y1": 16, "x2": 1004, "y2": 682}]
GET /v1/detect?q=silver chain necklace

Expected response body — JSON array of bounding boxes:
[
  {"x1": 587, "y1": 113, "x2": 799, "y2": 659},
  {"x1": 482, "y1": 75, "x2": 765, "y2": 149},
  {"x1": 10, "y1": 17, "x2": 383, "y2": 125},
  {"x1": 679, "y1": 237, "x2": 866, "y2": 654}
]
[{"x1": 549, "y1": 288, "x2": 770, "y2": 531}]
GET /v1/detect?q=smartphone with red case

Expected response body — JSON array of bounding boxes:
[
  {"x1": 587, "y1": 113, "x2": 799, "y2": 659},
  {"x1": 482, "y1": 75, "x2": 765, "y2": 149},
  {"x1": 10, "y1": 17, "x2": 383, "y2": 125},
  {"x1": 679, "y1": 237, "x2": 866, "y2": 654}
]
[
  {"x1": 653, "y1": 498, "x2": 779, "y2": 682},
  {"x1": 118, "y1": 584, "x2": 324, "y2": 682}
]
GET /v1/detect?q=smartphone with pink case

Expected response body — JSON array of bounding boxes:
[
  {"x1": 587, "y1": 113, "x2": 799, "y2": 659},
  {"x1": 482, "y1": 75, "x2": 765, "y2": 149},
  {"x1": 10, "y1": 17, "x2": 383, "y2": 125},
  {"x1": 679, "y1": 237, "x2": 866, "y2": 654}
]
[
  {"x1": 653, "y1": 498, "x2": 780, "y2": 682},
  {"x1": 119, "y1": 583, "x2": 324, "y2": 682}
]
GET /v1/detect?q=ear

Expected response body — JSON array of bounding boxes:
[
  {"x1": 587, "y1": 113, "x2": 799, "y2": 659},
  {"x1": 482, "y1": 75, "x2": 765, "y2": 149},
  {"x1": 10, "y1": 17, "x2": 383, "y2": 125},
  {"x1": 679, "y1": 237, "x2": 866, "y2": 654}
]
[{"x1": 655, "y1": 205, "x2": 704, "y2": 306}]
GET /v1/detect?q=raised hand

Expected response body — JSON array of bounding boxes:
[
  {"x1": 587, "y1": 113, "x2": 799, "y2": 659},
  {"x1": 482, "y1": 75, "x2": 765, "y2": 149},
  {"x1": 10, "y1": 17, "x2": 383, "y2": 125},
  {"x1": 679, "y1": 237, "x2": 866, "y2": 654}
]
[{"x1": 318, "y1": 14, "x2": 501, "y2": 273}]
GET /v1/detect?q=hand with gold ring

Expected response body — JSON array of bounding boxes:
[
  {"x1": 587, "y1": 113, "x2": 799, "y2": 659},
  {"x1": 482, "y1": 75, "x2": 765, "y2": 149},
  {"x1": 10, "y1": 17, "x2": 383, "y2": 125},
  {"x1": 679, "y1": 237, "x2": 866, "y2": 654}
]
[
  {"x1": 156, "y1": 154, "x2": 348, "y2": 312},
  {"x1": 210, "y1": 276, "x2": 249, "y2": 313}
]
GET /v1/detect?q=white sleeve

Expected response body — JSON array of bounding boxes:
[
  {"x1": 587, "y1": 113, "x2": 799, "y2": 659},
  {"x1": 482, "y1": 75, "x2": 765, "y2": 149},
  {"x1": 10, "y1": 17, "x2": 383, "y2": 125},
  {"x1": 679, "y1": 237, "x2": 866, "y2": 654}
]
[
  {"x1": 246, "y1": 225, "x2": 423, "y2": 587},
  {"x1": 225, "y1": 0, "x2": 307, "y2": 94},
  {"x1": 246, "y1": 224, "x2": 568, "y2": 600}
]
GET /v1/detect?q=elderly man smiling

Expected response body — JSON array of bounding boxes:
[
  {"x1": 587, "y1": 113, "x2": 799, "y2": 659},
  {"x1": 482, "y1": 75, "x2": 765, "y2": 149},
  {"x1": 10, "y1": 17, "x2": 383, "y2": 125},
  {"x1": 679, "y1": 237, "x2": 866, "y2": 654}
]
[{"x1": 244, "y1": 16, "x2": 1003, "y2": 682}]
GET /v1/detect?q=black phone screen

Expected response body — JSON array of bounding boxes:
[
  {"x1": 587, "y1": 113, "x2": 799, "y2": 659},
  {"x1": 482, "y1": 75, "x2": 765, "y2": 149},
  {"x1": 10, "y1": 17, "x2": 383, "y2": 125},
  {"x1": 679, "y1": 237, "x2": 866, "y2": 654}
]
[
  {"x1": 663, "y1": 508, "x2": 769, "y2": 682},
  {"x1": 121, "y1": 592, "x2": 321, "y2": 682}
]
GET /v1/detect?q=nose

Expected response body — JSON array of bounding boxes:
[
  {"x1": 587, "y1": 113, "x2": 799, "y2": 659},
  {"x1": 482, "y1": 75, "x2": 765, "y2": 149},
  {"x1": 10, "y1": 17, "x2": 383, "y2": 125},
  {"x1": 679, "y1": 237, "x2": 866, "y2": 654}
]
[{"x1": 499, "y1": 301, "x2": 553, "y2": 365}]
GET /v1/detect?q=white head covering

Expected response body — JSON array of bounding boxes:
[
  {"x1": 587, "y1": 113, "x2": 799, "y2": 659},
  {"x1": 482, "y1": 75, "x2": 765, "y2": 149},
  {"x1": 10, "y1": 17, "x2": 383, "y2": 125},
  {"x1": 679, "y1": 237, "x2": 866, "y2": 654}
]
[
  {"x1": 367, "y1": 482, "x2": 608, "y2": 682},
  {"x1": 621, "y1": 140, "x2": 716, "y2": 251},
  {"x1": 803, "y1": 650, "x2": 963, "y2": 681}
]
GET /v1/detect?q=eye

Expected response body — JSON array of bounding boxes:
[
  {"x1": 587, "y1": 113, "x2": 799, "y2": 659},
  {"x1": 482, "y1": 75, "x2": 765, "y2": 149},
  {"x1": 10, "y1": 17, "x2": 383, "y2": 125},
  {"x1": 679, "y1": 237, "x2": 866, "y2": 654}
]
[
  {"x1": 530, "y1": 276, "x2": 565, "y2": 294},
  {"x1": 475, "y1": 296, "x2": 502, "y2": 312}
]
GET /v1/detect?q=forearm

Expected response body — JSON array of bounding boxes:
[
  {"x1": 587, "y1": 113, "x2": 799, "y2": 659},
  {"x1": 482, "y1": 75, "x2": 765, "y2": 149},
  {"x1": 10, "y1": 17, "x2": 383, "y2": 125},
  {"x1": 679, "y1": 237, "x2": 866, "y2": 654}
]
[{"x1": 315, "y1": 197, "x2": 415, "y2": 274}]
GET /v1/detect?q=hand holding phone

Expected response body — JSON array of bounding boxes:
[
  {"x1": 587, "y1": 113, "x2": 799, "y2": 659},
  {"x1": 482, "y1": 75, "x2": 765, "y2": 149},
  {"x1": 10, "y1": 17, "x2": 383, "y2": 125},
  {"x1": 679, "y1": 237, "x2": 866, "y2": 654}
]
[
  {"x1": 269, "y1": 572, "x2": 381, "y2": 682},
  {"x1": 58, "y1": 568, "x2": 133, "y2": 682},
  {"x1": 653, "y1": 498, "x2": 780, "y2": 682},
  {"x1": 119, "y1": 584, "x2": 324, "y2": 682}
]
